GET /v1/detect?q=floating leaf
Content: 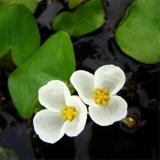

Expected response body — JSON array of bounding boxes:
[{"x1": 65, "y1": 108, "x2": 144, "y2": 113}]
[
  {"x1": 8, "y1": 31, "x2": 75, "y2": 119},
  {"x1": 0, "y1": 4, "x2": 40, "y2": 66},
  {"x1": 0, "y1": 0, "x2": 39, "y2": 12},
  {"x1": 68, "y1": 0, "x2": 86, "y2": 9},
  {"x1": 52, "y1": 0, "x2": 105, "y2": 37},
  {"x1": 116, "y1": 0, "x2": 160, "y2": 64}
]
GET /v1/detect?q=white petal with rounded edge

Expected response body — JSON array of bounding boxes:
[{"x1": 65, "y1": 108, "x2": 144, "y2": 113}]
[
  {"x1": 38, "y1": 80, "x2": 70, "y2": 111},
  {"x1": 89, "y1": 105, "x2": 114, "y2": 126},
  {"x1": 95, "y1": 65, "x2": 126, "y2": 95},
  {"x1": 33, "y1": 109, "x2": 65, "y2": 144},
  {"x1": 107, "y1": 96, "x2": 127, "y2": 122},
  {"x1": 70, "y1": 70, "x2": 95, "y2": 105},
  {"x1": 64, "y1": 96, "x2": 87, "y2": 137},
  {"x1": 89, "y1": 95, "x2": 127, "y2": 126}
]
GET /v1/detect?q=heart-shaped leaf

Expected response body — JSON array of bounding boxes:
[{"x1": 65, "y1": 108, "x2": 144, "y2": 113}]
[
  {"x1": 116, "y1": 0, "x2": 160, "y2": 64},
  {"x1": 8, "y1": 31, "x2": 75, "y2": 119},
  {"x1": 0, "y1": 0, "x2": 39, "y2": 12},
  {"x1": 52, "y1": 0, "x2": 105, "y2": 37},
  {"x1": 0, "y1": 4, "x2": 40, "y2": 66}
]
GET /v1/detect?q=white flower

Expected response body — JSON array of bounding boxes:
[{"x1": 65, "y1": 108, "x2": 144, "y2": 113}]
[
  {"x1": 33, "y1": 80, "x2": 87, "y2": 144},
  {"x1": 70, "y1": 64, "x2": 127, "y2": 126}
]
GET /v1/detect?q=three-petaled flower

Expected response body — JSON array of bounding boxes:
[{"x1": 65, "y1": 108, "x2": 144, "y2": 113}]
[
  {"x1": 70, "y1": 65, "x2": 127, "y2": 126},
  {"x1": 33, "y1": 64, "x2": 128, "y2": 144},
  {"x1": 33, "y1": 80, "x2": 87, "y2": 144}
]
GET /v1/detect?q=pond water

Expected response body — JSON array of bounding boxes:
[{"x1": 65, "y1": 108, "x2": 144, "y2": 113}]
[{"x1": 0, "y1": 0, "x2": 159, "y2": 159}]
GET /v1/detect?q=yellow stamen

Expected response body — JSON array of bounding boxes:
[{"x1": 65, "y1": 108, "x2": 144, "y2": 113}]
[
  {"x1": 93, "y1": 88, "x2": 110, "y2": 106},
  {"x1": 61, "y1": 106, "x2": 77, "y2": 121}
]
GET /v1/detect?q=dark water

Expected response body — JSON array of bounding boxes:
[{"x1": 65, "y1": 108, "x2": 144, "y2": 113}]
[{"x1": 0, "y1": 0, "x2": 159, "y2": 159}]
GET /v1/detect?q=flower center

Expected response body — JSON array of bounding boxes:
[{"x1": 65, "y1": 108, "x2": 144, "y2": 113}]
[
  {"x1": 93, "y1": 88, "x2": 110, "y2": 106},
  {"x1": 61, "y1": 106, "x2": 77, "y2": 121}
]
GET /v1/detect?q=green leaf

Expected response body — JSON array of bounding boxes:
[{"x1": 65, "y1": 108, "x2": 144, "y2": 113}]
[
  {"x1": 52, "y1": 0, "x2": 105, "y2": 37},
  {"x1": 8, "y1": 31, "x2": 76, "y2": 119},
  {"x1": 0, "y1": 4, "x2": 40, "y2": 66},
  {"x1": 68, "y1": 0, "x2": 86, "y2": 9},
  {"x1": 0, "y1": 0, "x2": 39, "y2": 12},
  {"x1": 116, "y1": 0, "x2": 160, "y2": 64}
]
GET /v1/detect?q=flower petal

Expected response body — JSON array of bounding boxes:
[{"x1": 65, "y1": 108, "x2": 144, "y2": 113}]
[
  {"x1": 38, "y1": 80, "x2": 70, "y2": 111},
  {"x1": 95, "y1": 65, "x2": 126, "y2": 95},
  {"x1": 70, "y1": 70, "x2": 95, "y2": 105},
  {"x1": 64, "y1": 96, "x2": 87, "y2": 137},
  {"x1": 33, "y1": 109, "x2": 65, "y2": 144},
  {"x1": 88, "y1": 105, "x2": 113, "y2": 126},
  {"x1": 89, "y1": 95, "x2": 127, "y2": 126},
  {"x1": 107, "y1": 96, "x2": 127, "y2": 122}
]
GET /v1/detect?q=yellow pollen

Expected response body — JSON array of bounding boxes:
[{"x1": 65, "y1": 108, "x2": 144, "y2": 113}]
[
  {"x1": 93, "y1": 88, "x2": 110, "y2": 106},
  {"x1": 61, "y1": 106, "x2": 77, "y2": 121}
]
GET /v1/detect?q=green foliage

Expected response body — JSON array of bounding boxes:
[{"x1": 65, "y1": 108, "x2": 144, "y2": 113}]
[
  {"x1": 53, "y1": 0, "x2": 105, "y2": 37},
  {"x1": 0, "y1": 4, "x2": 40, "y2": 66},
  {"x1": 0, "y1": 147, "x2": 18, "y2": 160},
  {"x1": 0, "y1": 0, "x2": 39, "y2": 12},
  {"x1": 116, "y1": 0, "x2": 160, "y2": 64},
  {"x1": 68, "y1": 0, "x2": 86, "y2": 9},
  {"x1": 8, "y1": 31, "x2": 75, "y2": 119}
]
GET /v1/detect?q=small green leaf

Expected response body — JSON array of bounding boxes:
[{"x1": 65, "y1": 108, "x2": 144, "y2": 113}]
[
  {"x1": 0, "y1": 4, "x2": 40, "y2": 66},
  {"x1": 68, "y1": 0, "x2": 86, "y2": 9},
  {"x1": 116, "y1": 0, "x2": 160, "y2": 64},
  {"x1": 0, "y1": 0, "x2": 39, "y2": 12},
  {"x1": 52, "y1": 0, "x2": 105, "y2": 37},
  {"x1": 8, "y1": 31, "x2": 75, "y2": 119}
]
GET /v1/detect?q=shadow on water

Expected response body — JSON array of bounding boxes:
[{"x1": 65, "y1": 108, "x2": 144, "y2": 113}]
[{"x1": 0, "y1": 0, "x2": 159, "y2": 159}]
